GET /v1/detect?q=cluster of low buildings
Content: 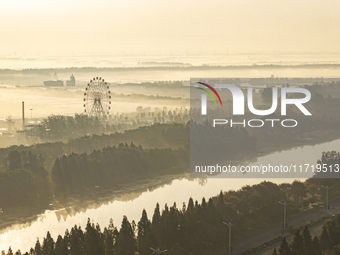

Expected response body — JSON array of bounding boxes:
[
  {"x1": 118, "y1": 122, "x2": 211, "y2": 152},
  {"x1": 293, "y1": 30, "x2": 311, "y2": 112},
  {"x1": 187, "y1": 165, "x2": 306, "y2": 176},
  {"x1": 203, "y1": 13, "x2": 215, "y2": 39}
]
[{"x1": 44, "y1": 74, "x2": 75, "y2": 87}]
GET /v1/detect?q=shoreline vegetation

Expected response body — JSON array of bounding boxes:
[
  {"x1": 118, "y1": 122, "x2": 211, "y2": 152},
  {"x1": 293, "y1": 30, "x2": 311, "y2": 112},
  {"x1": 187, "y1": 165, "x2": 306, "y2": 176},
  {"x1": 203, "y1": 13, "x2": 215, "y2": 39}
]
[
  {"x1": 0, "y1": 126, "x2": 338, "y2": 231},
  {"x1": 0, "y1": 172, "x2": 189, "y2": 231},
  {"x1": 1, "y1": 115, "x2": 340, "y2": 233},
  {"x1": 0, "y1": 128, "x2": 339, "y2": 247},
  {"x1": 0, "y1": 127, "x2": 340, "y2": 229},
  {"x1": 3, "y1": 151, "x2": 340, "y2": 254},
  {"x1": 270, "y1": 214, "x2": 340, "y2": 255}
]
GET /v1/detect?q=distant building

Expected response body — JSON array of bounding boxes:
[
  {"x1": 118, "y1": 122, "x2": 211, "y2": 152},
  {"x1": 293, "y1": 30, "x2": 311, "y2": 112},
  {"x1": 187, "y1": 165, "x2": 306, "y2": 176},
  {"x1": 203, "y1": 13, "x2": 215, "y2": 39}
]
[
  {"x1": 66, "y1": 74, "x2": 76, "y2": 86},
  {"x1": 44, "y1": 80, "x2": 64, "y2": 87}
]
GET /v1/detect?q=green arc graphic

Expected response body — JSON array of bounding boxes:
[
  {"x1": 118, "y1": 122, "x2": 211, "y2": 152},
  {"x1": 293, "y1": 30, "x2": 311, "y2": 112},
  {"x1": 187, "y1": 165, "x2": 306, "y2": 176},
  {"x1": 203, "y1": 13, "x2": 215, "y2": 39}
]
[{"x1": 196, "y1": 87, "x2": 217, "y2": 105}]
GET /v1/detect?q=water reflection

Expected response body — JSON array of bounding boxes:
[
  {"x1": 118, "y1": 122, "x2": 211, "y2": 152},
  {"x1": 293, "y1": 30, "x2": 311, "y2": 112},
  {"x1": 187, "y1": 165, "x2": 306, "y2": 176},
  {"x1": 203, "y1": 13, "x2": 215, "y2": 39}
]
[
  {"x1": 53, "y1": 174, "x2": 190, "y2": 223},
  {"x1": 1, "y1": 139, "x2": 340, "y2": 252}
]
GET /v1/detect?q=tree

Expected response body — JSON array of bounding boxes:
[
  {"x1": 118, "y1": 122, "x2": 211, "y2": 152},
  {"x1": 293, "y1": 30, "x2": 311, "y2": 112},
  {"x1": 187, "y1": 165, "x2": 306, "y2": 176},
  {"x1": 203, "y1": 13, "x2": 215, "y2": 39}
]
[
  {"x1": 320, "y1": 226, "x2": 331, "y2": 252},
  {"x1": 85, "y1": 219, "x2": 104, "y2": 255},
  {"x1": 103, "y1": 219, "x2": 116, "y2": 255},
  {"x1": 55, "y1": 235, "x2": 68, "y2": 255},
  {"x1": 291, "y1": 181, "x2": 307, "y2": 203},
  {"x1": 272, "y1": 248, "x2": 278, "y2": 255},
  {"x1": 291, "y1": 230, "x2": 304, "y2": 255},
  {"x1": 45, "y1": 232, "x2": 55, "y2": 255},
  {"x1": 261, "y1": 87, "x2": 274, "y2": 102},
  {"x1": 151, "y1": 203, "x2": 161, "y2": 245},
  {"x1": 279, "y1": 237, "x2": 291, "y2": 255},
  {"x1": 218, "y1": 190, "x2": 225, "y2": 211},
  {"x1": 138, "y1": 209, "x2": 153, "y2": 255},
  {"x1": 187, "y1": 198, "x2": 194, "y2": 213},
  {"x1": 313, "y1": 236, "x2": 322, "y2": 255},
  {"x1": 6, "y1": 247, "x2": 13, "y2": 255},
  {"x1": 69, "y1": 226, "x2": 84, "y2": 255},
  {"x1": 302, "y1": 226, "x2": 314, "y2": 255},
  {"x1": 103, "y1": 228, "x2": 114, "y2": 255},
  {"x1": 34, "y1": 239, "x2": 42, "y2": 255},
  {"x1": 116, "y1": 216, "x2": 136, "y2": 255},
  {"x1": 6, "y1": 151, "x2": 22, "y2": 170}
]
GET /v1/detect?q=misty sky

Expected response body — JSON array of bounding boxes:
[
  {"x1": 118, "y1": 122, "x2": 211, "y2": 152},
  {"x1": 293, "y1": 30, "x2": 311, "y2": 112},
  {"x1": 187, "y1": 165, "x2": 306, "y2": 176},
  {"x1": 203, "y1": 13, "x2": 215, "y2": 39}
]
[{"x1": 1, "y1": 0, "x2": 340, "y2": 55}]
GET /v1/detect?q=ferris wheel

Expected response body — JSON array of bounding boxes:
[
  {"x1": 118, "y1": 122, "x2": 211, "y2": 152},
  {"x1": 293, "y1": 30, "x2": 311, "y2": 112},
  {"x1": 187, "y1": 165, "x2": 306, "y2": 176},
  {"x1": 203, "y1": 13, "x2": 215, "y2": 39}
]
[{"x1": 83, "y1": 77, "x2": 111, "y2": 119}]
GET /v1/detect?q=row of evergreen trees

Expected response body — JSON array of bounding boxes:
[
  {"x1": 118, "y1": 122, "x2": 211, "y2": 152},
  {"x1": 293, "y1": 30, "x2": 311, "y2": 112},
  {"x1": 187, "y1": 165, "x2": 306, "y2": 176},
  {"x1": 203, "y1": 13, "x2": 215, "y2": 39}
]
[
  {"x1": 4, "y1": 177, "x2": 338, "y2": 255},
  {"x1": 51, "y1": 143, "x2": 189, "y2": 195},
  {"x1": 274, "y1": 214, "x2": 340, "y2": 255},
  {"x1": 0, "y1": 150, "x2": 50, "y2": 207},
  {"x1": 0, "y1": 123, "x2": 190, "y2": 171},
  {"x1": 37, "y1": 111, "x2": 189, "y2": 143},
  {"x1": 273, "y1": 227, "x2": 321, "y2": 255},
  {"x1": 3, "y1": 147, "x2": 340, "y2": 253},
  {"x1": 4, "y1": 195, "x2": 229, "y2": 255}
]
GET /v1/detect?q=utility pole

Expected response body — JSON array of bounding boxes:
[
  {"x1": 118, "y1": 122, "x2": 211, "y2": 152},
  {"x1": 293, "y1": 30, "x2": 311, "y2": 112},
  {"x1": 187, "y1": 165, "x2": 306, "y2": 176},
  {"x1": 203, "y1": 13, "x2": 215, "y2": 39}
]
[
  {"x1": 22, "y1": 101, "x2": 25, "y2": 130},
  {"x1": 223, "y1": 221, "x2": 236, "y2": 255},
  {"x1": 321, "y1": 185, "x2": 333, "y2": 214},
  {"x1": 150, "y1": 247, "x2": 167, "y2": 255},
  {"x1": 30, "y1": 109, "x2": 33, "y2": 120},
  {"x1": 279, "y1": 201, "x2": 289, "y2": 234}
]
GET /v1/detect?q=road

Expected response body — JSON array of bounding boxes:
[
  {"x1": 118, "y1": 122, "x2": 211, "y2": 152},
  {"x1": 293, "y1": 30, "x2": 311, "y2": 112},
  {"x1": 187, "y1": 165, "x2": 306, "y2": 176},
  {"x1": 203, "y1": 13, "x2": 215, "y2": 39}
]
[
  {"x1": 214, "y1": 197, "x2": 340, "y2": 255},
  {"x1": 253, "y1": 218, "x2": 327, "y2": 255}
]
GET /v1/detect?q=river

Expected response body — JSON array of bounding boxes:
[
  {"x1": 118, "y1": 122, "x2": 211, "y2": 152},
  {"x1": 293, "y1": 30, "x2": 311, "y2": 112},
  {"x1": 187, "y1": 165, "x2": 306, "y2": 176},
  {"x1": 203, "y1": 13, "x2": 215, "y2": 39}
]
[{"x1": 1, "y1": 138, "x2": 340, "y2": 252}]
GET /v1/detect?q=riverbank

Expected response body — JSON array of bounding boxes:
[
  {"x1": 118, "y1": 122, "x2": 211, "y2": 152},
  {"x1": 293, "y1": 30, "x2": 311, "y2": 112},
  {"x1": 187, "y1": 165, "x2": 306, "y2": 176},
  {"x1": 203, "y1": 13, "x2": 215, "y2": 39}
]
[
  {"x1": 1, "y1": 129, "x2": 340, "y2": 253},
  {"x1": 0, "y1": 170, "x2": 189, "y2": 231},
  {"x1": 2, "y1": 137, "x2": 340, "y2": 252},
  {"x1": 5, "y1": 155, "x2": 340, "y2": 254},
  {"x1": 1, "y1": 130, "x2": 340, "y2": 232}
]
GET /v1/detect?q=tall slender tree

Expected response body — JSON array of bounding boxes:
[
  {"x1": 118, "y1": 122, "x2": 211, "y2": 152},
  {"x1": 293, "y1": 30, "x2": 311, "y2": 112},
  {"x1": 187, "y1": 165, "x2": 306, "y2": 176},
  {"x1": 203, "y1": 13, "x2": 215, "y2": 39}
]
[
  {"x1": 279, "y1": 237, "x2": 291, "y2": 255},
  {"x1": 138, "y1": 209, "x2": 153, "y2": 255}
]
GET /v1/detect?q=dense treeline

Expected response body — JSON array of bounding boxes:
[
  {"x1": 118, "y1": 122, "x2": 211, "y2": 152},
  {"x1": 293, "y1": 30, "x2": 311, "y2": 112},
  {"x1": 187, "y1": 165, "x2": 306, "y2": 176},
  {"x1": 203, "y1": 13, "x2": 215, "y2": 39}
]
[
  {"x1": 36, "y1": 114, "x2": 155, "y2": 142},
  {"x1": 34, "y1": 109, "x2": 189, "y2": 142},
  {"x1": 37, "y1": 114, "x2": 104, "y2": 141},
  {"x1": 66, "y1": 123, "x2": 189, "y2": 154},
  {"x1": 273, "y1": 227, "x2": 321, "y2": 255},
  {"x1": 52, "y1": 143, "x2": 189, "y2": 195},
  {"x1": 3, "y1": 124, "x2": 340, "y2": 211},
  {"x1": 4, "y1": 175, "x2": 340, "y2": 255},
  {"x1": 0, "y1": 143, "x2": 189, "y2": 210},
  {"x1": 273, "y1": 214, "x2": 340, "y2": 255},
  {"x1": 0, "y1": 123, "x2": 190, "y2": 171},
  {"x1": 320, "y1": 215, "x2": 340, "y2": 254},
  {"x1": 0, "y1": 150, "x2": 49, "y2": 207},
  {"x1": 1, "y1": 147, "x2": 340, "y2": 253}
]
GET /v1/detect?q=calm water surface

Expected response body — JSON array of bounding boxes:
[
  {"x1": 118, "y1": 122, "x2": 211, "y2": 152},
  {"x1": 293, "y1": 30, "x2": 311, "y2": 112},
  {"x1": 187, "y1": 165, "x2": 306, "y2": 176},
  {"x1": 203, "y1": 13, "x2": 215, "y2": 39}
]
[{"x1": 1, "y1": 139, "x2": 340, "y2": 252}]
